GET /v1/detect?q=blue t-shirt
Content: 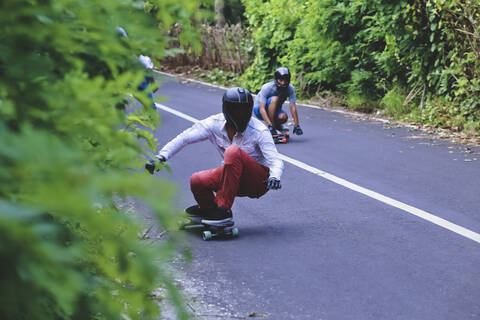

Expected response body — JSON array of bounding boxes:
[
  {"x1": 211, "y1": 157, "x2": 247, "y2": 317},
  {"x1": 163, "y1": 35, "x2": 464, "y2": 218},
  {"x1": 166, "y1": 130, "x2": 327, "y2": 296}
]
[{"x1": 255, "y1": 81, "x2": 296, "y2": 107}]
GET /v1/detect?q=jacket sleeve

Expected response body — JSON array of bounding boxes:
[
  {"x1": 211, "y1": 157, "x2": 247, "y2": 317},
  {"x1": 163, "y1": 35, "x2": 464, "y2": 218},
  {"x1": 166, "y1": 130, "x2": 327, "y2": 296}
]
[
  {"x1": 258, "y1": 128, "x2": 284, "y2": 179},
  {"x1": 157, "y1": 121, "x2": 210, "y2": 160}
]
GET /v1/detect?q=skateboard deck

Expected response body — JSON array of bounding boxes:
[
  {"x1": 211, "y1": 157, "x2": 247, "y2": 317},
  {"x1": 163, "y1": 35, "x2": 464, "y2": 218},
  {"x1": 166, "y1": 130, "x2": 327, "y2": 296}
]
[
  {"x1": 273, "y1": 129, "x2": 290, "y2": 144},
  {"x1": 180, "y1": 207, "x2": 239, "y2": 240}
]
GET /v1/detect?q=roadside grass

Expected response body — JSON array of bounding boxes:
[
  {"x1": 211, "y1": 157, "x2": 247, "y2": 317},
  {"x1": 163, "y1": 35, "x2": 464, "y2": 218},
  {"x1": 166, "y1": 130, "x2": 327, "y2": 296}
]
[{"x1": 198, "y1": 68, "x2": 241, "y2": 87}]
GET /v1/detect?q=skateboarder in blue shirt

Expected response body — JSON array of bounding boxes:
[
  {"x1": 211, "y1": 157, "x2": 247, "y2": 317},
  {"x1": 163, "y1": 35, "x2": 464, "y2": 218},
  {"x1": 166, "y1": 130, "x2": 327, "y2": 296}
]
[{"x1": 253, "y1": 67, "x2": 304, "y2": 136}]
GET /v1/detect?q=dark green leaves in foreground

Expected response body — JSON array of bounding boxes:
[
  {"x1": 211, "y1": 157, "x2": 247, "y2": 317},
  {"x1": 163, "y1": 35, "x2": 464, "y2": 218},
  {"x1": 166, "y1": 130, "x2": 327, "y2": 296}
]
[{"x1": 0, "y1": 0, "x2": 199, "y2": 319}]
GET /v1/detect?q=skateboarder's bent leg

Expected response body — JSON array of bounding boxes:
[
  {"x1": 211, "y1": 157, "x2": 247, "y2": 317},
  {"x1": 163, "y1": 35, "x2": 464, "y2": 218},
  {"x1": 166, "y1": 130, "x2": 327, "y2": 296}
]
[
  {"x1": 267, "y1": 96, "x2": 280, "y2": 125},
  {"x1": 190, "y1": 145, "x2": 269, "y2": 211},
  {"x1": 190, "y1": 166, "x2": 223, "y2": 210},
  {"x1": 278, "y1": 112, "x2": 288, "y2": 124},
  {"x1": 216, "y1": 145, "x2": 270, "y2": 209},
  {"x1": 268, "y1": 96, "x2": 288, "y2": 130}
]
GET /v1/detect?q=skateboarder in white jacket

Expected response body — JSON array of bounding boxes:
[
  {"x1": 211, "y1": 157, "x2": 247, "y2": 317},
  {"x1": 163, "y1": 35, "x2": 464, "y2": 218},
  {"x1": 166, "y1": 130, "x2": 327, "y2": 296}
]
[{"x1": 146, "y1": 87, "x2": 284, "y2": 224}]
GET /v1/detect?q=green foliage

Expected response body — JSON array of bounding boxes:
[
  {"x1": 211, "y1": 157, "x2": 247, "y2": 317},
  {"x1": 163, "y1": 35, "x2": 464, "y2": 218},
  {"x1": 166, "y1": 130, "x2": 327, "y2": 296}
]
[
  {"x1": 240, "y1": 0, "x2": 479, "y2": 131},
  {"x1": 241, "y1": 0, "x2": 303, "y2": 92},
  {"x1": 381, "y1": 86, "x2": 412, "y2": 118},
  {"x1": 0, "y1": 0, "x2": 199, "y2": 319},
  {"x1": 199, "y1": 68, "x2": 241, "y2": 86},
  {"x1": 407, "y1": 97, "x2": 480, "y2": 133},
  {"x1": 200, "y1": 0, "x2": 248, "y2": 25}
]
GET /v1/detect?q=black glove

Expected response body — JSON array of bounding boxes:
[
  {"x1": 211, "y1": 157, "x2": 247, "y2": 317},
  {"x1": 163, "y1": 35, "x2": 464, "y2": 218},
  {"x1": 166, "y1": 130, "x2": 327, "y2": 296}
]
[
  {"x1": 266, "y1": 177, "x2": 281, "y2": 190},
  {"x1": 145, "y1": 156, "x2": 166, "y2": 175},
  {"x1": 293, "y1": 124, "x2": 303, "y2": 135},
  {"x1": 268, "y1": 125, "x2": 277, "y2": 136}
]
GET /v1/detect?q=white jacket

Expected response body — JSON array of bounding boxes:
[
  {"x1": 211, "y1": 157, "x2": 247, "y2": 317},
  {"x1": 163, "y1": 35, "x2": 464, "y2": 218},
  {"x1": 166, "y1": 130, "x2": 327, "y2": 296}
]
[{"x1": 157, "y1": 113, "x2": 284, "y2": 179}]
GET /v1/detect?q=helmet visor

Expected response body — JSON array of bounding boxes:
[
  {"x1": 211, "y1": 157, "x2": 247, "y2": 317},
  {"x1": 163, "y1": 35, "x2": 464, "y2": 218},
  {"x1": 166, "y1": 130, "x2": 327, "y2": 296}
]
[
  {"x1": 275, "y1": 75, "x2": 290, "y2": 88},
  {"x1": 225, "y1": 103, "x2": 252, "y2": 132},
  {"x1": 274, "y1": 67, "x2": 291, "y2": 88}
]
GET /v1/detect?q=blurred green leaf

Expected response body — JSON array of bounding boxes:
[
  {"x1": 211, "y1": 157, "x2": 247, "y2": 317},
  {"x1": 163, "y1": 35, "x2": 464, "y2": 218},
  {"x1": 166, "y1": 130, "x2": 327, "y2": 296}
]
[{"x1": 0, "y1": 0, "x2": 200, "y2": 319}]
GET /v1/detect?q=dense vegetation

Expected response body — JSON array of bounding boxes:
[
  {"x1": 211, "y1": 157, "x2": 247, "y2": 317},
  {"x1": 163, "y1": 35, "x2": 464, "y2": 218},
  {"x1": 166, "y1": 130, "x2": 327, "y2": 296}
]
[
  {"x1": 0, "y1": 0, "x2": 200, "y2": 319},
  {"x1": 241, "y1": 0, "x2": 479, "y2": 134},
  {"x1": 200, "y1": 0, "x2": 248, "y2": 25}
]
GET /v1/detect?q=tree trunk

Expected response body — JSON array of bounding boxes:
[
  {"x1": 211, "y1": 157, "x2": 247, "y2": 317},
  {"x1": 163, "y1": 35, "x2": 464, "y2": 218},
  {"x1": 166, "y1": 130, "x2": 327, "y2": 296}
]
[{"x1": 215, "y1": 0, "x2": 225, "y2": 27}]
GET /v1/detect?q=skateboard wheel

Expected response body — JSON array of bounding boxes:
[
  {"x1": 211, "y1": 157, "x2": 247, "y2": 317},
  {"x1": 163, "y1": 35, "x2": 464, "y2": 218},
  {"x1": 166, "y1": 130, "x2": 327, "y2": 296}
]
[
  {"x1": 202, "y1": 230, "x2": 212, "y2": 241},
  {"x1": 231, "y1": 228, "x2": 239, "y2": 237}
]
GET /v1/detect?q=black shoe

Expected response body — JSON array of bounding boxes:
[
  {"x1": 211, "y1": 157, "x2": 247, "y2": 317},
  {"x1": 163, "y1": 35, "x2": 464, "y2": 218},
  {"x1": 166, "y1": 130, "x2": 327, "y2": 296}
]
[
  {"x1": 275, "y1": 125, "x2": 289, "y2": 134},
  {"x1": 202, "y1": 206, "x2": 233, "y2": 225},
  {"x1": 185, "y1": 205, "x2": 206, "y2": 219}
]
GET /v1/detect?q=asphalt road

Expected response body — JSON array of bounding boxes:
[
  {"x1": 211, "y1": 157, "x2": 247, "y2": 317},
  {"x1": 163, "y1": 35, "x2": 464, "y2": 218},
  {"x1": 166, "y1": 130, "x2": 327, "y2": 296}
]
[{"x1": 152, "y1": 74, "x2": 480, "y2": 320}]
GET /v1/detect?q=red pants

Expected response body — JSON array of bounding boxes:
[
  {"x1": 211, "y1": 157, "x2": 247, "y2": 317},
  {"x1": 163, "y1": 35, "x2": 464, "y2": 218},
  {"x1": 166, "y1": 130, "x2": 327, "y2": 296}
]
[{"x1": 190, "y1": 145, "x2": 270, "y2": 210}]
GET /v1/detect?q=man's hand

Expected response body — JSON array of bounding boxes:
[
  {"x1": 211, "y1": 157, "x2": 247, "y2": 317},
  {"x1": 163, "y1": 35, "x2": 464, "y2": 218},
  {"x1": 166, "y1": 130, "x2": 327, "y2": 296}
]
[
  {"x1": 293, "y1": 124, "x2": 303, "y2": 135},
  {"x1": 267, "y1": 125, "x2": 277, "y2": 136},
  {"x1": 145, "y1": 156, "x2": 166, "y2": 175},
  {"x1": 266, "y1": 177, "x2": 281, "y2": 190}
]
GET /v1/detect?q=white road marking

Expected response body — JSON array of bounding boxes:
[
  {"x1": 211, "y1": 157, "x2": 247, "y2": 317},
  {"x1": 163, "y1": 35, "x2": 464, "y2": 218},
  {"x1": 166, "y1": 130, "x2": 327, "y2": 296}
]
[
  {"x1": 155, "y1": 103, "x2": 199, "y2": 123},
  {"x1": 154, "y1": 103, "x2": 480, "y2": 244}
]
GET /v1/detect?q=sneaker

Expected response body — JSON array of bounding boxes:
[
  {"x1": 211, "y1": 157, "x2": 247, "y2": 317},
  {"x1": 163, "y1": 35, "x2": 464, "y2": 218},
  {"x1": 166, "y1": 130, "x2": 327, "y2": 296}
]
[
  {"x1": 275, "y1": 125, "x2": 289, "y2": 134},
  {"x1": 202, "y1": 206, "x2": 233, "y2": 225},
  {"x1": 185, "y1": 205, "x2": 206, "y2": 218}
]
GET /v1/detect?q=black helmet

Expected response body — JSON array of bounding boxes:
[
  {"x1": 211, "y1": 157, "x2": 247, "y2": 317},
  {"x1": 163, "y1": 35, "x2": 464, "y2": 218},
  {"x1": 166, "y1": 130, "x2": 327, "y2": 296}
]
[
  {"x1": 222, "y1": 87, "x2": 254, "y2": 132},
  {"x1": 274, "y1": 67, "x2": 291, "y2": 88}
]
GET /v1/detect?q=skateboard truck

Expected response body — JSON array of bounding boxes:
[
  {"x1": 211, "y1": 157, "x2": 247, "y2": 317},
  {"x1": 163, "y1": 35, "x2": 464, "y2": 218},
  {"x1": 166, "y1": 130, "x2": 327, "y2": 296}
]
[{"x1": 273, "y1": 129, "x2": 290, "y2": 144}]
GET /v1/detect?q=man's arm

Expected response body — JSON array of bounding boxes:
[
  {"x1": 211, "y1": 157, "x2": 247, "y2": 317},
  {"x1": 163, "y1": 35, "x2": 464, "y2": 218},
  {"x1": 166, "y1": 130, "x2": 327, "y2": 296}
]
[
  {"x1": 258, "y1": 128, "x2": 284, "y2": 181},
  {"x1": 289, "y1": 102, "x2": 303, "y2": 135},
  {"x1": 257, "y1": 85, "x2": 276, "y2": 136},
  {"x1": 156, "y1": 121, "x2": 210, "y2": 160},
  {"x1": 288, "y1": 85, "x2": 303, "y2": 135},
  {"x1": 259, "y1": 102, "x2": 272, "y2": 126},
  {"x1": 257, "y1": 85, "x2": 272, "y2": 126},
  {"x1": 145, "y1": 120, "x2": 210, "y2": 174},
  {"x1": 289, "y1": 102, "x2": 300, "y2": 126}
]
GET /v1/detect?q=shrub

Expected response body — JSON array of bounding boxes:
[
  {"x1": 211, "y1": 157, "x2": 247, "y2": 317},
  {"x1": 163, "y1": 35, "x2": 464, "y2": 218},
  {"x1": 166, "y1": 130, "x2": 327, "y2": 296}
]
[
  {"x1": 0, "y1": 0, "x2": 199, "y2": 319},
  {"x1": 240, "y1": 0, "x2": 479, "y2": 132},
  {"x1": 381, "y1": 86, "x2": 413, "y2": 118}
]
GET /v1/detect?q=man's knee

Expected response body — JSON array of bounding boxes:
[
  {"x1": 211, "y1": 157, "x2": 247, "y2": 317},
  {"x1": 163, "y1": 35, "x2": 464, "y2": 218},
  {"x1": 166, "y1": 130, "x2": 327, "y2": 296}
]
[
  {"x1": 224, "y1": 145, "x2": 243, "y2": 164},
  {"x1": 278, "y1": 113, "x2": 288, "y2": 124},
  {"x1": 190, "y1": 172, "x2": 204, "y2": 191},
  {"x1": 269, "y1": 96, "x2": 280, "y2": 109}
]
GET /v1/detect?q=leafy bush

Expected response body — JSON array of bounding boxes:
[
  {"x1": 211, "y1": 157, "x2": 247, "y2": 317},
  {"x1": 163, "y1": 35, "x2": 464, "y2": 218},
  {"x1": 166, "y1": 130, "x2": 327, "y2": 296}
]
[
  {"x1": 240, "y1": 0, "x2": 480, "y2": 131},
  {"x1": 200, "y1": 0, "x2": 248, "y2": 25},
  {"x1": 0, "y1": 0, "x2": 199, "y2": 319},
  {"x1": 163, "y1": 23, "x2": 253, "y2": 74},
  {"x1": 199, "y1": 67, "x2": 241, "y2": 86},
  {"x1": 241, "y1": 0, "x2": 302, "y2": 92},
  {"x1": 381, "y1": 87, "x2": 412, "y2": 118}
]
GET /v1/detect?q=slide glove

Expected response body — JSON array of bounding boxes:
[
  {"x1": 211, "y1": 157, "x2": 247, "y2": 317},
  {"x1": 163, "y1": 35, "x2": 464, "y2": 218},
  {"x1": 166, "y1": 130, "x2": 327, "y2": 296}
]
[
  {"x1": 293, "y1": 125, "x2": 303, "y2": 135},
  {"x1": 266, "y1": 177, "x2": 282, "y2": 190},
  {"x1": 267, "y1": 125, "x2": 277, "y2": 136},
  {"x1": 145, "y1": 156, "x2": 166, "y2": 175}
]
